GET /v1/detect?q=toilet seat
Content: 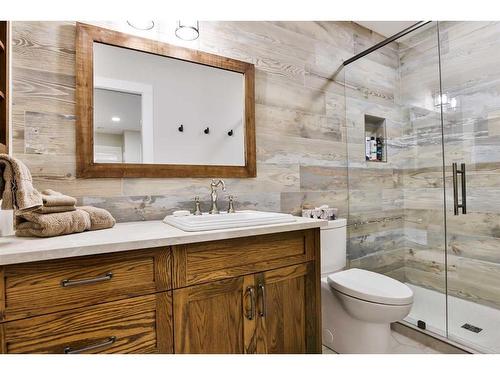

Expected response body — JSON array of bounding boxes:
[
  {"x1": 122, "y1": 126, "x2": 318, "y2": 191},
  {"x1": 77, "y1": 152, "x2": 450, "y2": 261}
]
[{"x1": 327, "y1": 268, "x2": 413, "y2": 306}]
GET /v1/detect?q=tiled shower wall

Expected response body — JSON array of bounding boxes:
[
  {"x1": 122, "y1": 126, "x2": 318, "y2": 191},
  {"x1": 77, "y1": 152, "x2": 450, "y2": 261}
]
[
  {"x1": 349, "y1": 21, "x2": 500, "y2": 311},
  {"x1": 11, "y1": 21, "x2": 394, "y2": 223}
]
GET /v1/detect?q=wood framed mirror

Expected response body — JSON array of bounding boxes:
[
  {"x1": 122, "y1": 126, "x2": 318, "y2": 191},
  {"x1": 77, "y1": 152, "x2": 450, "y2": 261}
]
[{"x1": 76, "y1": 23, "x2": 256, "y2": 178}]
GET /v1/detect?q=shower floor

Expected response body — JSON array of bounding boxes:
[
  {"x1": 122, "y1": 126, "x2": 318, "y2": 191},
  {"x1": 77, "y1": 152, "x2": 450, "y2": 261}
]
[{"x1": 404, "y1": 283, "x2": 500, "y2": 354}]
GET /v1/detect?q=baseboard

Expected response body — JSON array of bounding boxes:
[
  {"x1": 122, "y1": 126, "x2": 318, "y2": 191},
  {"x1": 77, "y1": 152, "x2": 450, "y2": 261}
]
[{"x1": 392, "y1": 322, "x2": 472, "y2": 354}]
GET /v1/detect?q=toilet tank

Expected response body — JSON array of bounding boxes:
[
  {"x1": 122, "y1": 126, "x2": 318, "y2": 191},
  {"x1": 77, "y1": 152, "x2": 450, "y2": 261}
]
[{"x1": 320, "y1": 218, "x2": 347, "y2": 276}]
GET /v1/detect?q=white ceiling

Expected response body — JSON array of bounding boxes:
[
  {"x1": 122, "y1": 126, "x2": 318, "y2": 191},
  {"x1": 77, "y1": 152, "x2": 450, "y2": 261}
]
[{"x1": 355, "y1": 21, "x2": 418, "y2": 37}]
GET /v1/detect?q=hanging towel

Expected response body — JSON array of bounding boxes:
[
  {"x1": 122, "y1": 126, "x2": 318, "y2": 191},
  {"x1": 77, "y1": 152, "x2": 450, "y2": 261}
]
[{"x1": 0, "y1": 154, "x2": 43, "y2": 213}]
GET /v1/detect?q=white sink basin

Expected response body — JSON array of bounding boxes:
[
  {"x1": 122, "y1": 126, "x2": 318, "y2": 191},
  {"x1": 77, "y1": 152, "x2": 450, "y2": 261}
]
[{"x1": 163, "y1": 210, "x2": 296, "y2": 232}]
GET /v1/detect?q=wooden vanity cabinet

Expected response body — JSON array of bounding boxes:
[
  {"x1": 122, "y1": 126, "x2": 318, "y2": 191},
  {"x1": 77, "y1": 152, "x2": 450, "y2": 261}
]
[
  {"x1": 171, "y1": 229, "x2": 320, "y2": 354},
  {"x1": 0, "y1": 248, "x2": 173, "y2": 354},
  {"x1": 172, "y1": 263, "x2": 317, "y2": 354},
  {"x1": 0, "y1": 228, "x2": 321, "y2": 354}
]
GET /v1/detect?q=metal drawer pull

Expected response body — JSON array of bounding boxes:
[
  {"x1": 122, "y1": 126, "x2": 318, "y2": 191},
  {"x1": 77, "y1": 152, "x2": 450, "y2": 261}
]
[
  {"x1": 61, "y1": 272, "x2": 113, "y2": 287},
  {"x1": 63, "y1": 336, "x2": 116, "y2": 354},
  {"x1": 257, "y1": 283, "x2": 267, "y2": 317},
  {"x1": 245, "y1": 286, "x2": 256, "y2": 320}
]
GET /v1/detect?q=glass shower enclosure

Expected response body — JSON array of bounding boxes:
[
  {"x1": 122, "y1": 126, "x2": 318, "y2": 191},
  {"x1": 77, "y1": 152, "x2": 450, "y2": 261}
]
[{"x1": 343, "y1": 21, "x2": 500, "y2": 353}]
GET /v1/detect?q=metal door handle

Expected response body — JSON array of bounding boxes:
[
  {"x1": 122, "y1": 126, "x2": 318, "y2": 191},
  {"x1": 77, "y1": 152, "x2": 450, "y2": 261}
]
[
  {"x1": 61, "y1": 272, "x2": 113, "y2": 287},
  {"x1": 245, "y1": 286, "x2": 256, "y2": 320},
  {"x1": 460, "y1": 163, "x2": 467, "y2": 214},
  {"x1": 257, "y1": 283, "x2": 267, "y2": 317},
  {"x1": 452, "y1": 163, "x2": 467, "y2": 215},
  {"x1": 63, "y1": 336, "x2": 116, "y2": 354}
]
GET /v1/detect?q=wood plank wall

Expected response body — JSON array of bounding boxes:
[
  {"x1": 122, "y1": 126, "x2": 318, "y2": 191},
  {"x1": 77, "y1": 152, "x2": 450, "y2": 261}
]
[
  {"x1": 10, "y1": 21, "x2": 398, "y2": 223},
  {"x1": 10, "y1": 20, "x2": 411, "y2": 302}
]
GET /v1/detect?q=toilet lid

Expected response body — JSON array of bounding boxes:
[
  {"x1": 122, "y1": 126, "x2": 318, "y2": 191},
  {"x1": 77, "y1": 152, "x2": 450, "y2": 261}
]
[{"x1": 327, "y1": 268, "x2": 413, "y2": 306}]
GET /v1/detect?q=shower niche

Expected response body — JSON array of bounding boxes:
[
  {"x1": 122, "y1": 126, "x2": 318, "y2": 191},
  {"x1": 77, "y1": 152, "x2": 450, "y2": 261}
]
[{"x1": 364, "y1": 114, "x2": 387, "y2": 162}]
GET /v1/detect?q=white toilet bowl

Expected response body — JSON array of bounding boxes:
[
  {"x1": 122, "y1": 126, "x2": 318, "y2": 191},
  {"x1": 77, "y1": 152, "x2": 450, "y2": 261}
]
[{"x1": 322, "y1": 268, "x2": 413, "y2": 354}]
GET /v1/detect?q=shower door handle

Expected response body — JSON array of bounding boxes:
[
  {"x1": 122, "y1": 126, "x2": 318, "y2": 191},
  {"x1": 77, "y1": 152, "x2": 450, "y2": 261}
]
[{"x1": 452, "y1": 163, "x2": 467, "y2": 215}]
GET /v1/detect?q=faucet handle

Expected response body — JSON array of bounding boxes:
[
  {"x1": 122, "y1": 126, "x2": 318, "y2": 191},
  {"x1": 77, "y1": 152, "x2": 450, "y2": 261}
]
[
  {"x1": 227, "y1": 195, "x2": 236, "y2": 214},
  {"x1": 193, "y1": 196, "x2": 202, "y2": 216}
]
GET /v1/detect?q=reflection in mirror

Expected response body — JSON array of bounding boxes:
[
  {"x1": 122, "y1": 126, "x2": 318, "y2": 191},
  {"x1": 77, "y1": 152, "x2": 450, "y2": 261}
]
[
  {"x1": 94, "y1": 88, "x2": 143, "y2": 163},
  {"x1": 93, "y1": 42, "x2": 245, "y2": 166}
]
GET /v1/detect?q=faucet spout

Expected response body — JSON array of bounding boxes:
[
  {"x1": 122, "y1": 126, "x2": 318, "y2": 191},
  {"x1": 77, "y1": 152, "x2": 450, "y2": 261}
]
[{"x1": 209, "y1": 179, "x2": 226, "y2": 214}]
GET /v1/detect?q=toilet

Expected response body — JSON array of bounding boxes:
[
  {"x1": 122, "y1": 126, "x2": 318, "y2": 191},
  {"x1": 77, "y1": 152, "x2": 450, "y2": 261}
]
[{"x1": 321, "y1": 219, "x2": 414, "y2": 354}]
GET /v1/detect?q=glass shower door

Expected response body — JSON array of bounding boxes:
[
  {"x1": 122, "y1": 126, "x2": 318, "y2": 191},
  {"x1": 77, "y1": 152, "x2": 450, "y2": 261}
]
[
  {"x1": 396, "y1": 22, "x2": 449, "y2": 338},
  {"x1": 343, "y1": 21, "x2": 449, "y2": 339},
  {"x1": 439, "y1": 21, "x2": 500, "y2": 353}
]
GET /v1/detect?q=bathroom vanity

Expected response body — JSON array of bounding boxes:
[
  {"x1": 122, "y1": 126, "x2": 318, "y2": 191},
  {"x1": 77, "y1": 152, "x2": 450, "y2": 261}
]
[{"x1": 0, "y1": 218, "x2": 324, "y2": 354}]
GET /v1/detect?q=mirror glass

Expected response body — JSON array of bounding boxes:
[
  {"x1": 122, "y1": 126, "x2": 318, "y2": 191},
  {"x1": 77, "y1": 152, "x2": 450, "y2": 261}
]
[{"x1": 93, "y1": 42, "x2": 246, "y2": 166}]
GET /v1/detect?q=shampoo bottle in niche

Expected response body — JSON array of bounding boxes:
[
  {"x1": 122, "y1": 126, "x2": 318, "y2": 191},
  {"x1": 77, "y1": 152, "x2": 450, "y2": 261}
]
[
  {"x1": 365, "y1": 137, "x2": 371, "y2": 161},
  {"x1": 370, "y1": 137, "x2": 377, "y2": 160},
  {"x1": 376, "y1": 137, "x2": 383, "y2": 161}
]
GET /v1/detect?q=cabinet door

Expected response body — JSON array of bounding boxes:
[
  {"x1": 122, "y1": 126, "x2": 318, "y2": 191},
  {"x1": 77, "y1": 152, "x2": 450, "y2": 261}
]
[
  {"x1": 173, "y1": 276, "x2": 256, "y2": 353},
  {"x1": 254, "y1": 263, "x2": 319, "y2": 354}
]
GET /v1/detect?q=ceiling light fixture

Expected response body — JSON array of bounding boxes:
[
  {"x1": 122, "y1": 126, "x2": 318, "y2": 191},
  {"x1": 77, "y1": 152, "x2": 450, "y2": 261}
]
[
  {"x1": 111, "y1": 116, "x2": 121, "y2": 122},
  {"x1": 127, "y1": 20, "x2": 155, "y2": 31},
  {"x1": 175, "y1": 20, "x2": 199, "y2": 41}
]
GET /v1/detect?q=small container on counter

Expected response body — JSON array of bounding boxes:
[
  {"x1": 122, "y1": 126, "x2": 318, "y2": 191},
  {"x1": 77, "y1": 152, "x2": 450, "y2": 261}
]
[
  {"x1": 302, "y1": 205, "x2": 337, "y2": 220},
  {"x1": 0, "y1": 204, "x2": 14, "y2": 237}
]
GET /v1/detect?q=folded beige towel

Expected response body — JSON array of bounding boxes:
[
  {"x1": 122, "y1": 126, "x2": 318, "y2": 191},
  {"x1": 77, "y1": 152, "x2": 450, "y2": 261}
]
[
  {"x1": 35, "y1": 205, "x2": 77, "y2": 214},
  {"x1": 15, "y1": 206, "x2": 116, "y2": 238},
  {"x1": 33, "y1": 189, "x2": 77, "y2": 214},
  {"x1": 16, "y1": 209, "x2": 91, "y2": 237},
  {"x1": 80, "y1": 206, "x2": 116, "y2": 231},
  {"x1": 40, "y1": 189, "x2": 77, "y2": 207},
  {"x1": 0, "y1": 154, "x2": 43, "y2": 213}
]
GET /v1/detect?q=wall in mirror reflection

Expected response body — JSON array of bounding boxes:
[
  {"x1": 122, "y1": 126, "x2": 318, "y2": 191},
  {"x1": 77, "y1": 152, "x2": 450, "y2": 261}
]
[{"x1": 93, "y1": 42, "x2": 246, "y2": 166}]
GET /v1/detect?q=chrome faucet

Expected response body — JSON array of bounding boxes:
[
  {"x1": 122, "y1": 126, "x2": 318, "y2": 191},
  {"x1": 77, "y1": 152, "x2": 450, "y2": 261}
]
[{"x1": 209, "y1": 179, "x2": 226, "y2": 214}]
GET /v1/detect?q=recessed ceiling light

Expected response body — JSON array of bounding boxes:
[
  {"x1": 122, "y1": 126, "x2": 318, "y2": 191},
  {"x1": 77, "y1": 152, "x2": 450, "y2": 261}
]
[
  {"x1": 127, "y1": 20, "x2": 155, "y2": 31},
  {"x1": 111, "y1": 116, "x2": 121, "y2": 122},
  {"x1": 175, "y1": 21, "x2": 199, "y2": 41}
]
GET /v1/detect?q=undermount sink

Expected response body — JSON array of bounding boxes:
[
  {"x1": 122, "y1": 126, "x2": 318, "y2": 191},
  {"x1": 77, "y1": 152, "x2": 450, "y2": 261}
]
[{"x1": 163, "y1": 210, "x2": 296, "y2": 232}]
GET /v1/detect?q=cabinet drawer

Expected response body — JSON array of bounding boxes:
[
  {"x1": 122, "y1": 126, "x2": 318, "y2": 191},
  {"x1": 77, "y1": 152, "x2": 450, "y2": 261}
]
[
  {"x1": 0, "y1": 248, "x2": 171, "y2": 321},
  {"x1": 173, "y1": 229, "x2": 317, "y2": 287},
  {"x1": 0, "y1": 293, "x2": 172, "y2": 354}
]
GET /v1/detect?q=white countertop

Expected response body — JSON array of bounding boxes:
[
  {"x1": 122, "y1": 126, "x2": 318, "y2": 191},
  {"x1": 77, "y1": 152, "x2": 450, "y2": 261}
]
[{"x1": 0, "y1": 217, "x2": 326, "y2": 265}]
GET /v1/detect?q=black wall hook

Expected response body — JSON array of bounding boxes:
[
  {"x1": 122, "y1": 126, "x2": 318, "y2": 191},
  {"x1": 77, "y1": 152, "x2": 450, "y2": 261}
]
[
  {"x1": 204, "y1": 127, "x2": 210, "y2": 134},
  {"x1": 178, "y1": 124, "x2": 184, "y2": 132},
  {"x1": 228, "y1": 129, "x2": 233, "y2": 136}
]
